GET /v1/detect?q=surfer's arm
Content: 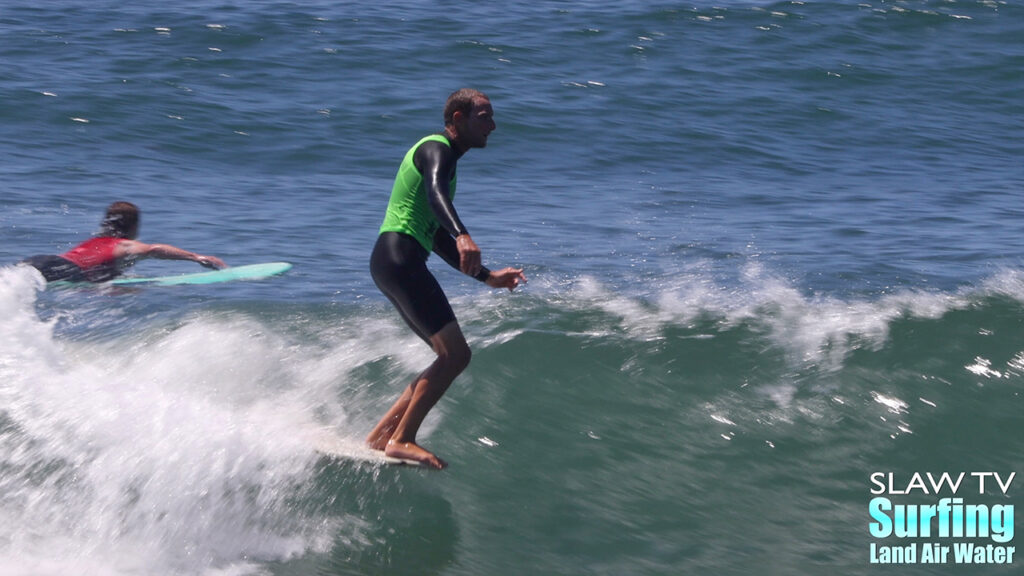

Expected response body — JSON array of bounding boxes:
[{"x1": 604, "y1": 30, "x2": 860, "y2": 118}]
[
  {"x1": 116, "y1": 240, "x2": 227, "y2": 269},
  {"x1": 433, "y1": 229, "x2": 489, "y2": 281},
  {"x1": 432, "y1": 231, "x2": 525, "y2": 290},
  {"x1": 417, "y1": 141, "x2": 482, "y2": 276},
  {"x1": 417, "y1": 141, "x2": 467, "y2": 238}
]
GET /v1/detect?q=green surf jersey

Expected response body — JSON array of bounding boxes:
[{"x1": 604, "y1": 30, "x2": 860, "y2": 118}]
[{"x1": 379, "y1": 134, "x2": 457, "y2": 252}]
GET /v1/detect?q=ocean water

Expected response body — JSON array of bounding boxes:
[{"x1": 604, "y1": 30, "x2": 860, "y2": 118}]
[{"x1": 1, "y1": 1, "x2": 1022, "y2": 575}]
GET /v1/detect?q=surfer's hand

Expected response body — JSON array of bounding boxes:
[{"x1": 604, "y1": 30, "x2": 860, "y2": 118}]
[
  {"x1": 485, "y1": 267, "x2": 526, "y2": 292},
  {"x1": 456, "y1": 234, "x2": 481, "y2": 277},
  {"x1": 197, "y1": 255, "x2": 227, "y2": 269}
]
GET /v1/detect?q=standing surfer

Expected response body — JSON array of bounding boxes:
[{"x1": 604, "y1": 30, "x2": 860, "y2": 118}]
[{"x1": 366, "y1": 88, "x2": 526, "y2": 469}]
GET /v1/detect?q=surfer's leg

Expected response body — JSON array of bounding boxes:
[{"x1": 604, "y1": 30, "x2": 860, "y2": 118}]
[
  {"x1": 22, "y1": 255, "x2": 86, "y2": 282},
  {"x1": 382, "y1": 320, "x2": 470, "y2": 469},
  {"x1": 369, "y1": 233, "x2": 453, "y2": 344},
  {"x1": 365, "y1": 383, "x2": 414, "y2": 451},
  {"x1": 368, "y1": 233, "x2": 465, "y2": 467}
]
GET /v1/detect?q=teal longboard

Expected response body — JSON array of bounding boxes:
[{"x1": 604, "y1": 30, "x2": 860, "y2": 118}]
[
  {"x1": 110, "y1": 262, "x2": 292, "y2": 286},
  {"x1": 50, "y1": 262, "x2": 292, "y2": 287}
]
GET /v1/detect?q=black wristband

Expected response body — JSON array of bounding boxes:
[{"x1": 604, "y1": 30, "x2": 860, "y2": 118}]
[{"x1": 474, "y1": 266, "x2": 491, "y2": 282}]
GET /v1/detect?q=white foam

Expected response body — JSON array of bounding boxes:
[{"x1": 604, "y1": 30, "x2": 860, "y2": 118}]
[
  {"x1": 558, "y1": 262, "x2": 1013, "y2": 369},
  {"x1": 0, "y1": 266, "x2": 385, "y2": 575}
]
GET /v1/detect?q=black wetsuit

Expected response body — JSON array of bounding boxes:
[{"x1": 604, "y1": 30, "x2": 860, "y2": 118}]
[
  {"x1": 370, "y1": 135, "x2": 489, "y2": 343},
  {"x1": 22, "y1": 254, "x2": 89, "y2": 282},
  {"x1": 23, "y1": 236, "x2": 127, "y2": 282}
]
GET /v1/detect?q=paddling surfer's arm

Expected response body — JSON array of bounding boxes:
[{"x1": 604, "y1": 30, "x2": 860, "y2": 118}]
[{"x1": 115, "y1": 240, "x2": 227, "y2": 269}]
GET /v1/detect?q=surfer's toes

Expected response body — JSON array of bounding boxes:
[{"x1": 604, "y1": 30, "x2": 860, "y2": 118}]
[{"x1": 385, "y1": 441, "x2": 448, "y2": 469}]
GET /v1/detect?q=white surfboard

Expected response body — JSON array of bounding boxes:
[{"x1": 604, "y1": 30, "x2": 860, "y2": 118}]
[{"x1": 309, "y1": 430, "x2": 422, "y2": 467}]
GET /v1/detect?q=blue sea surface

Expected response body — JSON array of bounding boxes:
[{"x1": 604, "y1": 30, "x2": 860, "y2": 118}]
[{"x1": 1, "y1": 1, "x2": 1022, "y2": 575}]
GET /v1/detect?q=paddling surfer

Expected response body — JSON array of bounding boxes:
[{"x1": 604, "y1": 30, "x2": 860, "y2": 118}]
[
  {"x1": 366, "y1": 88, "x2": 526, "y2": 469},
  {"x1": 23, "y1": 201, "x2": 227, "y2": 282}
]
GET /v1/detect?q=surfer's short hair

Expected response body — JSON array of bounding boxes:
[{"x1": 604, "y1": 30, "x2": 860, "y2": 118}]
[
  {"x1": 99, "y1": 201, "x2": 140, "y2": 238},
  {"x1": 444, "y1": 88, "x2": 489, "y2": 126}
]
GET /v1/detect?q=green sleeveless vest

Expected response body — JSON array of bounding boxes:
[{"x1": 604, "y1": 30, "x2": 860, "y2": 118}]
[{"x1": 379, "y1": 134, "x2": 457, "y2": 251}]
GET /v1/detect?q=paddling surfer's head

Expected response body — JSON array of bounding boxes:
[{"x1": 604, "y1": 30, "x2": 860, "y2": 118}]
[{"x1": 99, "y1": 201, "x2": 140, "y2": 239}]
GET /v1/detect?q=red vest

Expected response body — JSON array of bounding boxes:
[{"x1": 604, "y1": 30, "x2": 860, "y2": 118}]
[{"x1": 62, "y1": 237, "x2": 124, "y2": 270}]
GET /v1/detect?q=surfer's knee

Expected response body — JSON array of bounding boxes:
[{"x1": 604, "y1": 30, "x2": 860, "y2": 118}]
[
  {"x1": 430, "y1": 321, "x2": 471, "y2": 374},
  {"x1": 435, "y1": 340, "x2": 471, "y2": 378},
  {"x1": 452, "y1": 341, "x2": 472, "y2": 373},
  {"x1": 430, "y1": 330, "x2": 468, "y2": 375}
]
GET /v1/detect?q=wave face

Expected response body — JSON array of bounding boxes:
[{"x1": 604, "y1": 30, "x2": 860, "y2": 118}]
[{"x1": 1, "y1": 264, "x2": 1021, "y2": 575}]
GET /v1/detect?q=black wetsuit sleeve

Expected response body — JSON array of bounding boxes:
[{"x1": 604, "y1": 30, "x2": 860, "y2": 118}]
[
  {"x1": 432, "y1": 229, "x2": 461, "y2": 270},
  {"x1": 432, "y1": 228, "x2": 490, "y2": 281},
  {"x1": 414, "y1": 139, "x2": 469, "y2": 238}
]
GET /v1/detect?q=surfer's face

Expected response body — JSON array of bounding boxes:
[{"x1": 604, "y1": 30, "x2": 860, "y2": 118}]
[{"x1": 457, "y1": 97, "x2": 495, "y2": 149}]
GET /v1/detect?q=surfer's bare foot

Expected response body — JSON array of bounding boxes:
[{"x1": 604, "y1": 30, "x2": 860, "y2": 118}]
[
  {"x1": 385, "y1": 440, "x2": 447, "y2": 469},
  {"x1": 366, "y1": 435, "x2": 388, "y2": 452}
]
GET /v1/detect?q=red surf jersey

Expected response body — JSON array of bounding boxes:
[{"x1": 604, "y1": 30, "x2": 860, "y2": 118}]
[{"x1": 61, "y1": 237, "x2": 125, "y2": 270}]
